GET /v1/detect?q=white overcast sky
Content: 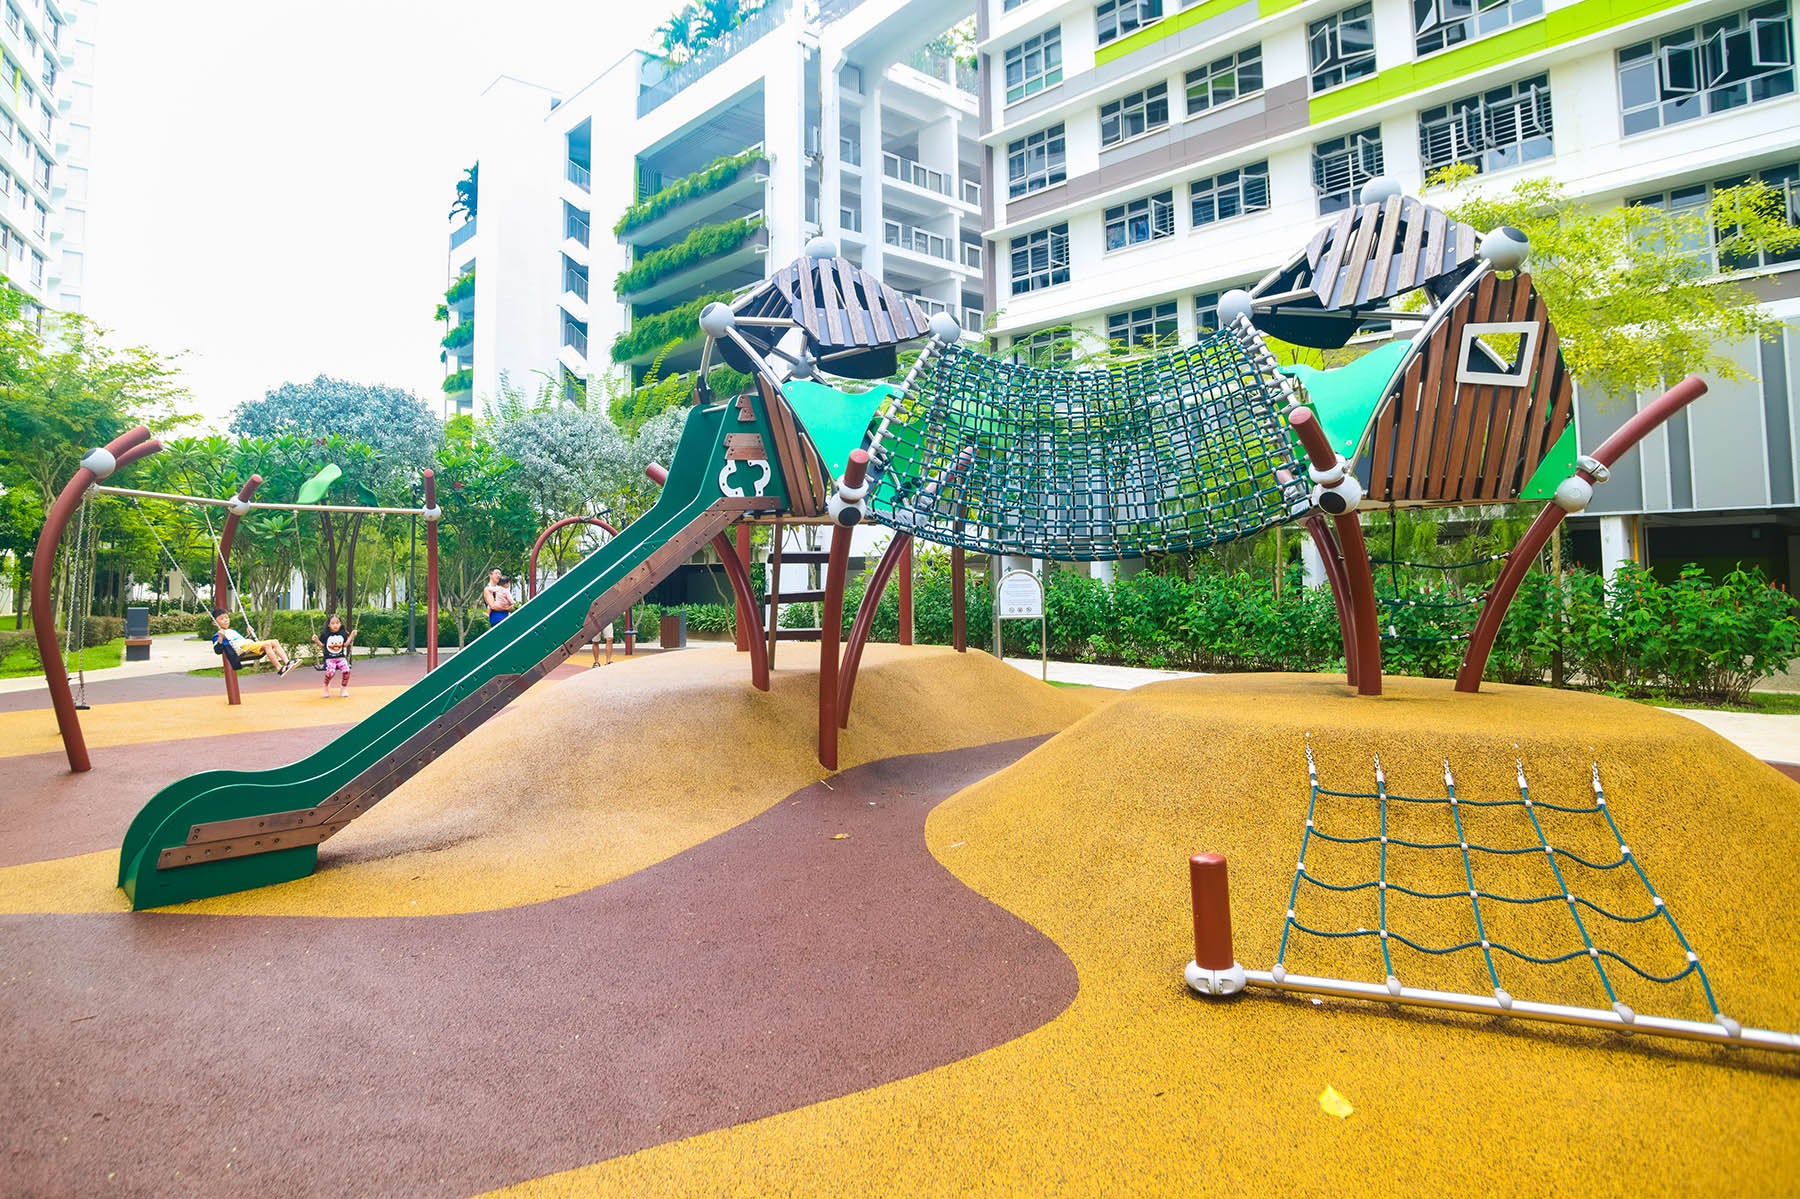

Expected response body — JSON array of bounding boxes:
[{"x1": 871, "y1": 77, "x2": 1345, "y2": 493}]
[{"x1": 83, "y1": 0, "x2": 685, "y2": 427}]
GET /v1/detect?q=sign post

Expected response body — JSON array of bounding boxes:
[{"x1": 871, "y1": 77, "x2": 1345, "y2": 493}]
[{"x1": 998, "y1": 569, "x2": 1047, "y2": 681}]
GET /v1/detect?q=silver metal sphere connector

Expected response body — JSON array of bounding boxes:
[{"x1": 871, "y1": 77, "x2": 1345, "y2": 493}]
[
  {"x1": 804, "y1": 236, "x2": 839, "y2": 259},
  {"x1": 1360, "y1": 176, "x2": 1404, "y2": 205},
  {"x1": 927, "y1": 311, "x2": 962, "y2": 343},
  {"x1": 1217, "y1": 288, "x2": 1255, "y2": 328},
  {"x1": 1480, "y1": 225, "x2": 1531, "y2": 271},
  {"x1": 698, "y1": 302, "x2": 736, "y2": 338}
]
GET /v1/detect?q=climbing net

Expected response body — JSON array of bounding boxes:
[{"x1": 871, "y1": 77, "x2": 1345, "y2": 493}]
[
  {"x1": 864, "y1": 333, "x2": 1309, "y2": 562},
  {"x1": 1272, "y1": 741, "x2": 1736, "y2": 1035}
]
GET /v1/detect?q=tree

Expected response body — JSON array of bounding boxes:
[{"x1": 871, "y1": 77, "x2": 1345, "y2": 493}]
[
  {"x1": 1431, "y1": 168, "x2": 1800, "y2": 401},
  {"x1": 230, "y1": 376, "x2": 441, "y2": 614},
  {"x1": 449, "y1": 163, "x2": 478, "y2": 223}
]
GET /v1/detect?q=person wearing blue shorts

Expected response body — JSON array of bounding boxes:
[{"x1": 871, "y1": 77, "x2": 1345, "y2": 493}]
[{"x1": 483, "y1": 568, "x2": 515, "y2": 627}]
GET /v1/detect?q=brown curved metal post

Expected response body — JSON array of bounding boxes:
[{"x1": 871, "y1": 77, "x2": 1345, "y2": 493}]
[
  {"x1": 32, "y1": 426, "x2": 157, "y2": 772},
  {"x1": 896, "y1": 538, "x2": 913, "y2": 646},
  {"x1": 818, "y1": 450, "x2": 870, "y2": 770},
  {"x1": 1305, "y1": 513, "x2": 1359, "y2": 690},
  {"x1": 1456, "y1": 375, "x2": 1707, "y2": 693},
  {"x1": 424, "y1": 470, "x2": 440, "y2": 672},
  {"x1": 215, "y1": 475, "x2": 263, "y2": 707},
  {"x1": 713, "y1": 526, "x2": 769, "y2": 689},
  {"x1": 733, "y1": 525, "x2": 753, "y2": 652},
  {"x1": 1290, "y1": 406, "x2": 1381, "y2": 695},
  {"x1": 837, "y1": 531, "x2": 913, "y2": 728},
  {"x1": 527, "y1": 514, "x2": 619, "y2": 599}
]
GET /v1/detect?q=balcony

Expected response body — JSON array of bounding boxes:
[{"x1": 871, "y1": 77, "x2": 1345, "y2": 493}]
[
  {"x1": 883, "y1": 152, "x2": 949, "y2": 197},
  {"x1": 617, "y1": 219, "x2": 768, "y2": 306},
  {"x1": 566, "y1": 160, "x2": 591, "y2": 192},
  {"x1": 904, "y1": 47, "x2": 978, "y2": 96},
  {"x1": 616, "y1": 152, "x2": 768, "y2": 247},
  {"x1": 449, "y1": 218, "x2": 477, "y2": 251},
  {"x1": 637, "y1": 0, "x2": 792, "y2": 118},
  {"x1": 883, "y1": 220, "x2": 980, "y2": 275},
  {"x1": 839, "y1": 136, "x2": 861, "y2": 167},
  {"x1": 912, "y1": 295, "x2": 985, "y2": 337},
  {"x1": 565, "y1": 213, "x2": 591, "y2": 256}
]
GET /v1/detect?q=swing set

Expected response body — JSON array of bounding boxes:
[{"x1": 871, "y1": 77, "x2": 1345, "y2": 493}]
[{"x1": 31, "y1": 425, "x2": 444, "y2": 773}]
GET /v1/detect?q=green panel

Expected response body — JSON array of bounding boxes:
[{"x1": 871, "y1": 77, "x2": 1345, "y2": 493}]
[
  {"x1": 783, "y1": 380, "x2": 893, "y2": 480},
  {"x1": 118, "y1": 394, "x2": 793, "y2": 910},
  {"x1": 1093, "y1": 0, "x2": 1254, "y2": 66},
  {"x1": 1279, "y1": 339, "x2": 1412, "y2": 459},
  {"x1": 1308, "y1": 0, "x2": 1686, "y2": 123},
  {"x1": 1520, "y1": 422, "x2": 1580, "y2": 500}
]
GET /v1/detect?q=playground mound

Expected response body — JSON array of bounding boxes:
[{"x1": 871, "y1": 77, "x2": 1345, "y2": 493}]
[
  {"x1": 156, "y1": 643, "x2": 1108, "y2": 917},
  {"x1": 534, "y1": 672, "x2": 1800, "y2": 1197}
]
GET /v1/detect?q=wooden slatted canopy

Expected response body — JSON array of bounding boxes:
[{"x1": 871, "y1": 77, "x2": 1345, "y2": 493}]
[
  {"x1": 1248, "y1": 196, "x2": 1482, "y2": 350},
  {"x1": 721, "y1": 255, "x2": 931, "y2": 379},
  {"x1": 1364, "y1": 271, "x2": 1573, "y2": 505}
]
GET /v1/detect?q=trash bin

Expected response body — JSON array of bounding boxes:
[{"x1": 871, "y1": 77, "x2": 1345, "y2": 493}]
[
  {"x1": 125, "y1": 606, "x2": 151, "y2": 661},
  {"x1": 659, "y1": 609, "x2": 686, "y2": 650}
]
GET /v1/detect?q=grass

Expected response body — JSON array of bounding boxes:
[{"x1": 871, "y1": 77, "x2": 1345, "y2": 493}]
[
  {"x1": 0, "y1": 638, "x2": 126, "y2": 680},
  {"x1": 1638, "y1": 690, "x2": 1800, "y2": 715}
]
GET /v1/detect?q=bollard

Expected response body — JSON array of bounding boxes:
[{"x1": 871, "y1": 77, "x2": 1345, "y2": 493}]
[{"x1": 1185, "y1": 853, "x2": 1247, "y2": 996}]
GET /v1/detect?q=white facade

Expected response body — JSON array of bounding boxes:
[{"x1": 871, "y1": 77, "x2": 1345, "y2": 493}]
[
  {"x1": 0, "y1": 0, "x2": 93, "y2": 313},
  {"x1": 446, "y1": 0, "x2": 983, "y2": 419},
  {"x1": 979, "y1": 0, "x2": 1800, "y2": 583}
]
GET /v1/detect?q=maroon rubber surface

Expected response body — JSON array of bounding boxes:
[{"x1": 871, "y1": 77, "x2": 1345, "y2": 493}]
[
  {"x1": 1, "y1": 737, "x2": 1075, "y2": 1198},
  {"x1": 0, "y1": 726, "x2": 356, "y2": 869},
  {"x1": 1773, "y1": 761, "x2": 1800, "y2": 784}
]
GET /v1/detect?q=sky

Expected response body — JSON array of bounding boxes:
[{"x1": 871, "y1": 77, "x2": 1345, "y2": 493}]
[{"x1": 82, "y1": 0, "x2": 686, "y2": 428}]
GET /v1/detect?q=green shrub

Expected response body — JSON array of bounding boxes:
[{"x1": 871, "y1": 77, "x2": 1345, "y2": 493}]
[
  {"x1": 611, "y1": 293, "x2": 730, "y2": 363},
  {"x1": 444, "y1": 270, "x2": 475, "y2": 304},
  {"x1": 441, "y1": 322, "x2": 473, "y2": 351},
  {"x1": 614, "y1": 217, "x2": 764, "y2": 297},
  {"x1": 683, "y1": 603, "x2": 735, "y2": 633},
  {"x1": 615, "y1": 147, "x2": 764, "y2": 237},
  {"x1": 443, "y1": 368, "x2": 474, "y2": 394}
]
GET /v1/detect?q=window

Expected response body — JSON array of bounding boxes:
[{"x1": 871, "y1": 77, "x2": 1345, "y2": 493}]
[
  {"x1": 1010, "y1": 326, "x2": 1075, "y2": 368},
  {"x1": 1011, "y1": 224, "x2": 1071, "y2": 294},
  {"x1": 33, "y1": 200, "x2": 45, "y2": 236},
  {"x1": 1190, "y1": 163, "x2": 1270, "y2": 225},
  {"x1": 1617, "y1": 2, "x2": 1794, "y2": 136},
  {"x1": 1413, "y1": 0, "x2": 1542, "y2": 57},
  {"x1": 1309, "y1": 5, "x2": 1376, "y2": 92},
  {"x1": 1100, "y1": 82, "x2": 1169, "y2": 147},
  {"x1": 1107, "y1": 301, "x2": 1178, "y2": 350},
  {"x1": 1097, "y1": 0, "x2": 1162, "y2": 45},
  {"x1": 1007, "y1": 124, "x2": 1067, "y2": 197},
  {"x1": 39, "y1": 103, "x2": 51, "y2": 138},
  {"x1": 1419, "y1": 76, "x2": 1553, "y2": 175},
  {"x1": 563, "y1": 256, "x2": 589, "y2": 301},
  {"x1": 33, "y1": 151, "x2": 50, "y2": 189},
  {"x1": 1186, "y1": 47, "x2": 1263, "y2": 114},
  {"x1": 1312, "y1": 126, "x2": 1384, "y2": 214},
  {"x1": 1104, "y1": 191, "x2": 1176, "y2": 250},
  {"x1": 562, "y1": 316, "x2": 588, "y2": 357},
  {"x1": 1004, "y1": 0, "x2": 1030, "y2": 9},
  {"x1": 1630, "y1": 164, "x2": 1800, "y2": 274},
  {"x1": 4, "y1": 5, "x2": 18, "y2": 34},
  {"x1": 1195, "y1": 291, "x2": 1223, "y2": 332},
  {"x1": 1004, "y1": 28, "x2": 1062, "y2": 103},
  {"x1": 40, "y1": 54, "x2": 53, "y2": 90},
  {"x1": 29, "y1": 250, "x2": 43, "y2": 286}
]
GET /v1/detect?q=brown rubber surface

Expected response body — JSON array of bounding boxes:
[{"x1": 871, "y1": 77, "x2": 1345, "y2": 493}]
[
  {"x1": 0, "y1": 726, "x2": 354, "y2": 868},
  {"x1": 0, "y1": 737, "x2": 1075, "y2": 1198}
]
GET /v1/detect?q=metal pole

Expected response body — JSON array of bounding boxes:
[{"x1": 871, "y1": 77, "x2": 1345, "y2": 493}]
[
  {"x1": 990, "y1": 554, "x2": 1001, "y2": 658},
  {"x1": 406, "y1": 512, "x2": 418, "y2": 655}
]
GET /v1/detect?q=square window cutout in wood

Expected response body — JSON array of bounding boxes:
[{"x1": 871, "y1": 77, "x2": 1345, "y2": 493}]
[{"x1": 1456, "y1": 320, "x2": 1539, "y2": 387}]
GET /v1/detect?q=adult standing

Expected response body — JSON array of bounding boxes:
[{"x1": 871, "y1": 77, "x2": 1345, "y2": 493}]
[{"x1": 483, "y1": 568, "x2": 515, "y2": 627}]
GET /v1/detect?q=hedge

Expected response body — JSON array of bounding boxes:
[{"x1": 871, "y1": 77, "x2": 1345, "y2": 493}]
[
  {"x1": 442, "y1": 368, "x2": 473, "y2": 395},
  {"x1": 441, "y1": 321, "x2": 474, "y2": 351}
]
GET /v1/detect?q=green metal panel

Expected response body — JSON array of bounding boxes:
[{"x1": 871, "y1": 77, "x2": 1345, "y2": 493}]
[
  {"x1": 1094, "y1": 0, "x2": 1256, "y2": 66},
  {"x1": 1309, "y1": 0, "x2": 1686, "y2": 123},
  {"x1": 1279, "y1": 340, "x2": 1413, "y2": 460},
  {"x1": 782, "y1": 380, "x2": 892, "y2": 479},
  {"x1": 1520, "y1": 422, "x2": 1580, "y2": 500},
  {"x1": 118, "y1": 394, "x2": 792, "y2": 910}
]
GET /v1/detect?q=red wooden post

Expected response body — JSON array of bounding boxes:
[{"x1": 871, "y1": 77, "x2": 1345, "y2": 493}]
[
  {"x1": 714, "y1": 528, "x2": 769, "y2": 691},
  {"x1": 33, "y1": 426, "x2": 157, "y2": 772},
  {"x1": 423, "y1": 470, "x2": 440, "y2": 672},
  {"x1": 818, "y1": 449, "x2": 870, "y2": 770},
  {"x1": 527, "y1": 515, "x2": 618, "y2": 599},
  {"x1": 733, "y1": 524, "x2": 752, "y2": 652},
  {"x1": 216, "y1": 475, "x2": 264, "y2": 706},
  {"x1": 838, "y1": 531, "x2": 913, "y2": 727},
  {"x1": 897, "y1": 538, "x2": 914, "y2": 646},
  {"x1": 1185, "y1": 853, "x2": 1246, "y2": 996},
  {"x1": 951, "y1": 544, "x2": 966, "y2": 652},
  {"x1": 1456, "y1": 375, "x2": 1707, "y2": 692},
  {"x1": 1305, "y1": 513, "x2": 1359, "y2": 689}
]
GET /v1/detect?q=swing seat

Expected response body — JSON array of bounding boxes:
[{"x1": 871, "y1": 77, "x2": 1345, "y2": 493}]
[{"x1": 213, "y1": 638, "x2": 245, "y2": 672}]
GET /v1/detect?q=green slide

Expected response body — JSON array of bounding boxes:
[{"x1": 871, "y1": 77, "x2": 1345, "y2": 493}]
[{"x1": 119, "y1": 398, "x2": 787, "y2": 910}]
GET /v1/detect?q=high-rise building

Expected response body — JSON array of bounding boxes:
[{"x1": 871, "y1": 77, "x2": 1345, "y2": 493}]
[
  {"x1": 976, "y1": 0, "x2": 1799, "y2": 585},
  {"x1": 445, "y1": 0, "x2": 981, "y2": 420},
  {"x1": 0, "y1": 0, "x2": 94, "y2": 314}
]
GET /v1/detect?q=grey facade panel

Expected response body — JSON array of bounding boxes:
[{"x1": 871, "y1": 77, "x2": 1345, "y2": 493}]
[
  {"x1": 1578, "y1": 391, "x2": 1645, "y2": 514},
  {"x1": 1764, "y1": 333, "x2": 1795, "y2": 506},
  {"x1": 1666, "y1": 409, "x2": 1694, "y2": 509},
  {"x1": 1687, "y1": 338, "x2": 1769, "y2": 511}
]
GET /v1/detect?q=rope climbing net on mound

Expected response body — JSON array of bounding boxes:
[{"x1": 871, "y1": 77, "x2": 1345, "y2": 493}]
[
  {"x1": 865, "y1": 333, "x2": 1309, "y2": 562},
  {"x1": 1260, "y1": 741, "x2": 1794, "y2": 1047}
]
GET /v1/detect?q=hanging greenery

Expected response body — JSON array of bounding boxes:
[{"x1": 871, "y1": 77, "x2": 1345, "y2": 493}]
[
  {"x1": 615, "y1": 146, "x2": 766, "y2": 237},
  {"x1": 614, "y1": 216, "x2": 764, "y2": 297}
]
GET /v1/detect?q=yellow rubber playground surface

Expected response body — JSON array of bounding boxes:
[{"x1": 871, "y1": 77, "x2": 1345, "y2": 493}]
[{"x1": 3, "y1": 646, "x2": 1797, "y2": 1196}]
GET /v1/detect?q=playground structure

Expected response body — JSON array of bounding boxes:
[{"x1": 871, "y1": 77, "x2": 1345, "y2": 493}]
[{"x1": 24, "y1": 178, "x2": 1702, "y2": 910}]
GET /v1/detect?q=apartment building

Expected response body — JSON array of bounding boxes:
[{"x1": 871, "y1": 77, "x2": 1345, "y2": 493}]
[
  {"x1": 0, "y1": 0, "x2": 93, "y2": 314},
  {"x1": 445, "y1": 0, "x2": 983, "y2": 419},
  {"x1": 977, "y1": 0, "x2": 1800, "y2": 586}
]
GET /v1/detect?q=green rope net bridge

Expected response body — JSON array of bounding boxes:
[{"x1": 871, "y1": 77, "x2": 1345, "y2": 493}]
[{"x1": 862, "y1": 334, "x2": 1310, "y2": 562}]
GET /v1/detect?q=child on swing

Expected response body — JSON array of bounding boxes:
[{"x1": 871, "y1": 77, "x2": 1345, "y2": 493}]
[
  {"x1": 211, "y1": 609, "x2": 298, "y2": 675},
  {"x1": 312, "y1": 613, "x2": 356, "y2": 698}
]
